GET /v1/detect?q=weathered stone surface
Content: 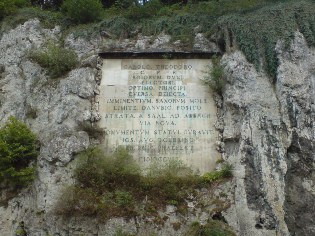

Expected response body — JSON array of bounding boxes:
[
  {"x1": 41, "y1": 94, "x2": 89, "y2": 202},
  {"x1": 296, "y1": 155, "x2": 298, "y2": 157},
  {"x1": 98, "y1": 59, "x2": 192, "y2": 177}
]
[
  {"x1": 220, "y1": 51, "x2": 287, "y2": 236},
  {"x1": 0, "y1": 20, "x2": 94, "y2": 235},
  {"x1": 0, "y1": 19, "x2": 315, "y2": 236},
  {"x1": 193, "y1": 33, "x2": 220, "y2": 53},
  {"x1": 99, "y1": 58, "x2": 220, "y2": 173},
  {"x1": 220, "y1": 31, "x2": 315, "y2": 236},
  {"x1": 276, "y1": 32, "x2": 315, "y2": 236}
]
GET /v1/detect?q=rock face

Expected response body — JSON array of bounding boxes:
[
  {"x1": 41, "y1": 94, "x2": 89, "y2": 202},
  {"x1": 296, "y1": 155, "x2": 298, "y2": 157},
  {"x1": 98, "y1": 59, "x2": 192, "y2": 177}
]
[
  {"x1": 277, "y1": 33, "x2": 315, "y2": 236},
  {"x1": 0, "y1": 19, "x2": 314, "y2": 236},
  {"x1": 0, "y1": 20, "x2": 94, "y2": 235},
  {"x1": 220, "y1": 31, "x2": 315, "y2": 236}
]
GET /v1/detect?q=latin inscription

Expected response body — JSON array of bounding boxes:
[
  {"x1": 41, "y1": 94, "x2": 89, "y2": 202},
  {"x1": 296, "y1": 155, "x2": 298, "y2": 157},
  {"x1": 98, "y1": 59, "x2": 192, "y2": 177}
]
[{"x1": 99, "y1": 59, "x2": 220, "y2": 173}]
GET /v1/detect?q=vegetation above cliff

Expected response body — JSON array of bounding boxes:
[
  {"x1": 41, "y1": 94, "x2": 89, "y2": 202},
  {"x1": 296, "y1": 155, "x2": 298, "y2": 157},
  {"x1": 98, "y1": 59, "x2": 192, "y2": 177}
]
[
  {"x1": 1, "y1": 0, "x2": 315, "y2": 78},
  {"x1": 215, "y1": 1, "x2": 315, "y2": 78}
]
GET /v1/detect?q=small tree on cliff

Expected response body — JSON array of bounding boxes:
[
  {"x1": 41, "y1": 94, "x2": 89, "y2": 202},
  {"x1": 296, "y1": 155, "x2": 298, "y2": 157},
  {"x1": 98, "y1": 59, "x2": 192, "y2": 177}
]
[
  {"x1": 61, "y1": 0, "x2": 103, "y2": 24},
  {"x1": 0, "y1": 116, "x2": 38, "y2": 189}
]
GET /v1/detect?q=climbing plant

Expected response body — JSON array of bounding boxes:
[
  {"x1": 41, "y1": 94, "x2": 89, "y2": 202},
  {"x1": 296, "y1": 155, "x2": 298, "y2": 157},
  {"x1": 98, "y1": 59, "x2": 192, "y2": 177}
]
[{"x1": 215, "y1": 1, "x2": 315, "y2": 79}]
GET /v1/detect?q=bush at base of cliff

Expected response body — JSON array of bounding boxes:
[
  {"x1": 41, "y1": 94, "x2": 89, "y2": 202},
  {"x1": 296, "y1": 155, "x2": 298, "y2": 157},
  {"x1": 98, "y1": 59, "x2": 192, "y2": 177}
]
[
  {"x1": 29, "y1": 41, "x2": 78, "y2": 79},
  {"x1": 0, "y1": 116, "x2": 38, "y2": 190},
  {"x1": 61, "y1": 0, "x2": 103, "y2": 24},
  {"x1": 56, "y1": 146, "x2": 233, "y2": 221}
]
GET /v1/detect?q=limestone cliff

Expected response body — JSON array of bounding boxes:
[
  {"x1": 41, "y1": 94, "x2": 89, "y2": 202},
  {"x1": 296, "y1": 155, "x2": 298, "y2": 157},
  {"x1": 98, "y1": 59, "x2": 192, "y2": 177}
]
[{"x1": 0, "y1": 18, "x2": 314, "y2": 236}]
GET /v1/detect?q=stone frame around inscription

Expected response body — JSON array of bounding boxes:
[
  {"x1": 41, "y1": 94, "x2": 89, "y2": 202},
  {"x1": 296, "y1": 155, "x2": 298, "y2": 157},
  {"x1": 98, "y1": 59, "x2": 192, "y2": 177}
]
[{"x1": 98, "y1": 52, "x2": 220, "y2": 174}]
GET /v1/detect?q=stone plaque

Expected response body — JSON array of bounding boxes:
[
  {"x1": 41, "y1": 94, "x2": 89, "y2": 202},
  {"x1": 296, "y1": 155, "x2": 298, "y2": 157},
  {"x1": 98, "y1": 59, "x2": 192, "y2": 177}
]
[{"x1": 99, "y1": 58, "x2": 220, "y2": 173}]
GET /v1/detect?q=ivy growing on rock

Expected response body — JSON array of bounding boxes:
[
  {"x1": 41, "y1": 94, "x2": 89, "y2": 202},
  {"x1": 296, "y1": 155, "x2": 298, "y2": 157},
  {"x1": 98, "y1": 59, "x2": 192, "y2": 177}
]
[{"x1": 214, "y1": 1, "x2": 315, "y2": 79}]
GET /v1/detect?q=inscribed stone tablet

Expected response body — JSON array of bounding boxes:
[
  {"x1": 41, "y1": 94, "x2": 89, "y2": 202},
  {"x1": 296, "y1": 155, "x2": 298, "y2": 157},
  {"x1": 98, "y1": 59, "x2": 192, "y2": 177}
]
[{"x1": 99, "y1": 58, "x2": 220, "y2": 173}]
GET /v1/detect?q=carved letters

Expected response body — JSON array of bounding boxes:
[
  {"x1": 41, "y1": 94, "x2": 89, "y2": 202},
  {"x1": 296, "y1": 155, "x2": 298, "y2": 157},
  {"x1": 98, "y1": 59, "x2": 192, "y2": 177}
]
[{"x1": 99, "y1": 59, "x2": 219, "y2": 173}]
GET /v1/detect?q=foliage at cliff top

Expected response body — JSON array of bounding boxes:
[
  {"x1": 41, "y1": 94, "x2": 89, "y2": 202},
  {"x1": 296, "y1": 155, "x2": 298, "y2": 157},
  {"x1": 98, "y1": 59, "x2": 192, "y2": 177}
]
[
  {"x1": 0, "y1": 116, "x2": 38, "y2": 190},
  {"x1": 0, "y1": 0, "x2": 29, "y2": 20},
  {"x1": 1, "y1": 0, "x2": 315, "y2": 78},
  {"x1": 61, "y1": 0, "x2": 103, "y2": 23},
  {"x1": 215, "y1": 0, "x2": 315, "y2": 78}
]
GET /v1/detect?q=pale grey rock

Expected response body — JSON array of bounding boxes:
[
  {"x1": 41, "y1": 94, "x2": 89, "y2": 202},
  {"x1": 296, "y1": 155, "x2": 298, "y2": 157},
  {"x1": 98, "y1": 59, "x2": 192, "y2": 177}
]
[
  {"x1": 0, "y1": 20, "x2": 60, "y2": 68},
  {"x1": 173, "y1": 40, "x2": 182, "y2": 49},
  {"x1": 194, "y1": 25, "x2": 202, "y2": 34},
  {"x1": 122, "y1": 39, "x2": 137, "y2": 51},
  {"x1": 150, "y1": 33, "x2": 171, "y2": 49},
  {"x1": 61, "y1": 68, "x2": 96, "y2": 98},
  {"x1": 1, "y1": 18, "x2": 315, "y2": 236},
  {"x1": 67, "y1": 28, "x2": 217, "y2": 54},
  {"x1": 0, "y1": 19, "x2": 96, "y2": 235},
  {"x1": 275, "y1": 31, "x2": 315, "y2": 236},
  {"x1": 135, "y1": 35, "x2": 153, "y2": 50},
  {"x1": 90, "y1": 111, "x2": 101, "y2": 122},
  {"x1": 221, "y1": 51, "x2": 289, "y2": 236},
  {"x1": 193, "y1": 33, "x2": 220, "y2": 53},
  {"x1": 41, "y1": 127, "x2": 89, "y2": 164},
  {"x1": 220, "y1": 31, "x2": 315, "y2": 236},
  {"x1": 80, "y1": 54, "x2": 99, "y2": 68},
  {"x1": 64, "y1": 34, "x2": 102, "y2": 59}
]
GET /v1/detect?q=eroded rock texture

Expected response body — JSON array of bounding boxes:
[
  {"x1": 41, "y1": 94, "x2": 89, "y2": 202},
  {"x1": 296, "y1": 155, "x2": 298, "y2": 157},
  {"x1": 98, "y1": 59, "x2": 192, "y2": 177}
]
[
  {"x1": 0, "y1": 18, "x2": 314, "y2": 236},
  {"x1": 0, "y1": 20, "x2": 94, "y2": 235},
  {"x1": 221, "y1": 32, "x2": 315, "y2": 236}
]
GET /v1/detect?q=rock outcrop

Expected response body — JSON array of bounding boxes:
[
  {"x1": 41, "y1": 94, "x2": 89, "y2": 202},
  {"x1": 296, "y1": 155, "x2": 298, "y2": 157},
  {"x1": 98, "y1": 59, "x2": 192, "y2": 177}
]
[
  {"x1": 0, "y1": 19, "x2": 314, "y2": 236},
  {"x1": 220, "y1": 31, "x2": 315, "y2": 236}
]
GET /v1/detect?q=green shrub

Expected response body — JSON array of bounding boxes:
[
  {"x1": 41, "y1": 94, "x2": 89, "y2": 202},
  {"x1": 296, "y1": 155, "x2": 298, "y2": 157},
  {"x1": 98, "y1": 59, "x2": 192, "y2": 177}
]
[
  {"x1": 114, "y1": 0, "x2": 137, "y2": 10},
  {"x1": 0, "y1": 0, "x2": 16, "y2": 19},
  {"x1": 202, "y1": 164, "x2": 233, "y2": 183},
  {"x1": 204, "y1": 56, "x2": 225, "y2": 95},
  {"x1": 0, "y1": 7, "x2": 67, "y2": 35},
  {"x1": 74, "y1": 146, "x2": 141, "y2": 190},
  {"x1": 187, "y1": 220, "x2": 236, "y2": 236},
  {"x1": 125, "y1": 0, "x2": 162, "y2": 20},
  {"x1": 115, "y1": 190, "x2": 134, "y2": 207},
  {"x1": 15, "y1": 221, "x2": 27, "y2": 236},
  {"x1": 57, "y1": 147, "x2": 233, "y2": 220},
  {"x1": 61, "y1": 0, "x2": 103, "y2": 24},
  {"x1": 56, "y1": 186, "x2": 101, "y2": 216},
  {"x1": 0, "y1": 116, "x2": 38, "y2": 189},
  {"x1": 0, "y1": 0, "x2": 29, "y2": 20},
  {"x1": 12, "y1": 0, "x2": 29, "y2": 8},
  {"x1": 146, "y1": 159, "x2": 194, "y2": 178},
  {"x1": 143, "y1": 159, "x2": 200, "y2": 203},
  {"x1": 220, "y1": 164, "x2": 233, "y2": 178},
  {"x1": 29, "y1": 42, "x2": 78, "y2": 78}
]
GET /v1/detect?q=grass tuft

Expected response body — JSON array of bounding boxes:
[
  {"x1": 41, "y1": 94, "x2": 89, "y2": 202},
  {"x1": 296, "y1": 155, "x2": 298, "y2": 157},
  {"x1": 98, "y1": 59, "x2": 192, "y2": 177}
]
[
  {"x1": 28, "y1": 41, "x2": 78, "y2": 78},
  {"x1": 55, "y1": 146, "x2": 233, "y2": 221}
]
